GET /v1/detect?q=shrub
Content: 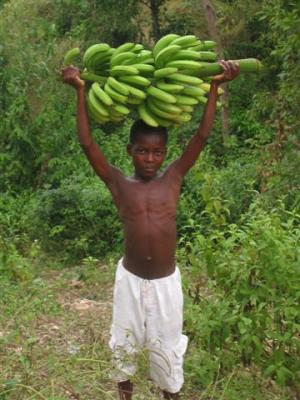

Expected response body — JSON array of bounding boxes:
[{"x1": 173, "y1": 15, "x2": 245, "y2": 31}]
[
  {"x1": 180, "y1": 200, "x2": 300, "y2": 388},
  {"x1": 30, "y1": 176, "x2": 122, "y2": 262}
]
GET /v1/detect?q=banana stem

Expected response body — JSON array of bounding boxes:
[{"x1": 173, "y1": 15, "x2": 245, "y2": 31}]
[{"x1": 198, "y1": 58, "x2": 263, "y2": 77}]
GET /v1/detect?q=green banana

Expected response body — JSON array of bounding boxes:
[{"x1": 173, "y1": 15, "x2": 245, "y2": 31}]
[
  {"x1": 91, "y1": 82, "x2": 113, "y2": 106},
  {"x1": 130, "y1": 63, "x2": 155, "y2": 75},
  {"x1": 200, "y1": 82, "x2": 211, "y2": 93},
  {"x1": 187, "y1": 43, "x2": 207, "y2": 51},
  {"x1": 104, "y1": 82, "x2": 128, "y2": 104},
  {"x1": 64, "y1": 47, "x2": 80, "y2": 66},
  {"x1": 127, "y1": 96, "x2": 144, "y2": 105},
  {"x1": 149, "y1": 97, "x2": 182, "y2": 114},
  {"x1": 177, "y1": 104, "x2": 194, "y2": 113},
  {"x1": 87, "y1": 100, "x2": 109, "y2": 124},
  {"x1": 178, "y1": 69, "x2": 204, "y2": 77},
  {"x1": 203, "y1": 40, "x2": 217, "y2": 50},
  {"x1": 118, "y1": 75, "x2": 151, "y2": 87},
  {"x1": 107, "y1": 76, "x2": 130, "y2": 96},
  {"x1": 155, "y1": 45, "x2": 181, "y2": 68},
  {"x1": 110, "y1": 51, "x2": 136, "y2": 67},
  {"x1": 175, "y1": 112, "x2": 192, "y2": 123},
  {"x1": 197, "y1": 95, "x2": 208, "y2": 104},
  {"x1": 168, "y1": 73, "x2": 203, "y2": 86},
  {"x1": 170, "y1": 35, "x2": 198, "y2": 48},
  {"x1": 150, "y1": 114, "x2": 172, "y2": 127},
  {"x1": 182, "y1": 85, "x2": 206, "y2": 97},
  {"x1": 118, "y1": 82, "x2": 147, "y2": 100},
  {"x1": 134, "y1": 50, "x2": 153, "y2": 63},
  {"x1": 147, "y1": 99, "x2": 178, "y2": 121},
  {"x1": 88, "y1": 88, "x2": 110, "y2": 117},
  {"x1": 80, "y1": 71, "x2": 107, "y2": 84},
  {"x1": 132, "y1": 44, "x2": 144, "y2": 53},
  {"x1": 109, "y1": 115, "x2": 124, "y2": 123},
  {"x1": 140, "y1": 57, "x2": 155, "y2": 65},
  {"x1": 109, "y1": 107, "x2": 124, "y2": 118},
  {"x1": 138, "y1": 103, "x2": 159, "y2": 127},
  {"x1": 112, "y1": 103, "x2": 130, "y2": 115},
  {"x1": 112, "y1": 42, "x2": 135, "y2": 58},
  {"x1": 86, "y1": 49, "x2": 114, "y2": 70},
  {"x1": 197, "y1": 51, "x2": 217, "y2": 62},
  {"x1": 156, "y1": 81, "x2": 184, "y2": 94},
  {"x1": 110, "y1": 65, "x2": 139, "y2": 76},
  {"x1": 174, "y1": 94, "x2": 199, "y2": 106},
  {"x1": 166, "y1": 60, "x2": 203, "y2": 71},
  {"x1": 83, "y1": 43, "x2": 110, "y2": 66},
  {"x1": 169, "y1": 49, "x2": 201, "y2": 61},
  {"x1": 154, "y1": 67, "x2": 178, "y2": 79},
  {"x1": 153, "y1": 33, "x2": 180, "y2": 59},
  {"x1": 147, "y1": 86, "x2": 177, "y2": 104}
]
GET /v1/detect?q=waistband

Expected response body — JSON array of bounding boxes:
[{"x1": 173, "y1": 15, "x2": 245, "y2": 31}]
[{"x1": 117, "y1": 258, "x2": 180, "y2": 282}]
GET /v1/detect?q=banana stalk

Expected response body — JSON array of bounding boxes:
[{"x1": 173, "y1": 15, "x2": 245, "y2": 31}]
[{"x1": 197, "y1": 58, "x2": 262, "y2": 77}]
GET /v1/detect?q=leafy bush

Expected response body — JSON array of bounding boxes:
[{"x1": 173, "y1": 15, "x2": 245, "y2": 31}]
[
  {"x1": 180, "y1": 200, "x2": 300, "y2": 388},
  {"x1": 0, "y1": 235, "x2": 36, "y2": 285},
  {"x1": 29, "y1": 176, "x2": 122, "y2": 262}
]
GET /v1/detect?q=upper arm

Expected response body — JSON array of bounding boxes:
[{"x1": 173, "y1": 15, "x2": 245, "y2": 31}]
[
  {"x1": 172, "y1": 133, "x2": 206, "y2": 177},
  {"x1": 81, "y1": 140, "x2": 119, "y2": 185}
]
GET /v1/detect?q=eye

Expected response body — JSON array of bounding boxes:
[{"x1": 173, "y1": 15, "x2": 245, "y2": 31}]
[{"x1": 155, "y1": 150, "x2": 163, "y2": 156}]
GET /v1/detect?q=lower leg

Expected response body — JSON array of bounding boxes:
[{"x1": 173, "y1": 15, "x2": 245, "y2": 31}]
[
  {"x1": 162, "y1": 390, "x2": 180, "y2": 399},
  {"x1": 118, "y1": 380, "x2": 133, "y2": 400}
]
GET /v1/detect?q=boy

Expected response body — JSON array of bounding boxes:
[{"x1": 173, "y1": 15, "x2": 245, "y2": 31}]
[{"x1": 62, "y1": 60, "x2": 239, "y2": 399}]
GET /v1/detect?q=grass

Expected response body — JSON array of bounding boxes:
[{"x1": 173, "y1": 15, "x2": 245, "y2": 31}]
[{"x1": 0, "y1": 256, "x2": 295, "y2": 400}]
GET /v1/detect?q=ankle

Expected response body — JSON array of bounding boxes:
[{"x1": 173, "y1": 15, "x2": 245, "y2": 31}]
[
  {"x1": 118, "y1": 380, "x2": 133, "y2": 400},
  {"x1": 162, "y1": 390, "x2": 180, "y2": 399}
]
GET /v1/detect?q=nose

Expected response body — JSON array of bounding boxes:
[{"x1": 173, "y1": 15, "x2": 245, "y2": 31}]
[{"x1": 145, "y1": 152, "x2": 154, "y2": 162}]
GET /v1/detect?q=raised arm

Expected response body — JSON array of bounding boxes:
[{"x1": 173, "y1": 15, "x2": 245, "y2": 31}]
[
  {"x1": 173, "y1": 60, "x2": 240, "y2": 177},
  {"x1": 62, "y1": 66, "x2": 117, "y2": 185}
]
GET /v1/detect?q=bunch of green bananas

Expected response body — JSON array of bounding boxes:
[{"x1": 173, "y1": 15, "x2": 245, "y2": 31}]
[
  {"x1": 140, "y1": 34, "x2": 220, "y2": 127},
  {"x1": 63, "y1": 34, "x2": 261, "y2": 127},
  {"x1": 76, "y1": 42, "x2": 155, "y2": 124}
]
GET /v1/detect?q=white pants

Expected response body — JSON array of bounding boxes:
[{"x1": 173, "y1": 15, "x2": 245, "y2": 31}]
[{"x1": 109, "y1": 259, "x2": 188, "y2": 394}]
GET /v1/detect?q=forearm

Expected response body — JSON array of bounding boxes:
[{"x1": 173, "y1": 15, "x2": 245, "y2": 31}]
[
  {"x1": 196, "y1": 81, "x2": 219, "y2": 142},
  {"x1": 75, "y1": 85, "x2": 115, "y2": 183},
  {"x1": 172, "y1": 82, "x2": 220, "y2": 175},
  {"x1": 76, "y1": 86, "x2": 93, "y2": 147}
]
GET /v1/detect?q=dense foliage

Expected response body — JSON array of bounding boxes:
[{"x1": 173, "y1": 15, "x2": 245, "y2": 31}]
[{"x1": 1, "y1": 0, "x2": 299, "y2": 397}]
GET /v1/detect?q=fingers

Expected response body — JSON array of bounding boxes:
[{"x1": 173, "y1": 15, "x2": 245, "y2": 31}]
[
  {"x1": 219, "y1": 59, "x2": 240, "y2": 80},
  {"x1": 60, "y1": 65, "x2": 81, "y2": 81}
]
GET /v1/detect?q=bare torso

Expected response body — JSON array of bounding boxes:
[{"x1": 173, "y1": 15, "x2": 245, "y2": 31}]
[{"x1": 108, "y1": 165, "x2": 182, "y2": 279}]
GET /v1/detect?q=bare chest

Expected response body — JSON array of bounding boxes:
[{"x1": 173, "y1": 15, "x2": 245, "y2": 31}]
[{"x1": 115, "y1": 175, "x2": 181, "y2": 220}]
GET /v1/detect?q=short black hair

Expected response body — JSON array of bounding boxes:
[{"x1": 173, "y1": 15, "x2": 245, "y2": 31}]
[{"x1": 129, "y1": 119, "x2": 168, "y2": 145}]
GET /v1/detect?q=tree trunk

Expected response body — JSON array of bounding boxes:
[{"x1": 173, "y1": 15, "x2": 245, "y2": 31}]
[
  {"x1": 149, "y1": 0, "x2": 162, "y2": 41},
  {"x1": 201, "y1": 0, "x2": 230, "y2": 141}
]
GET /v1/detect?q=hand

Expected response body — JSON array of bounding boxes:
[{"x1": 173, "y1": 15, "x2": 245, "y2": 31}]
[
  {"x1": 212, "y1": 60, "x2": 240, "y2": 85},
  {"x1": 61, "y1": 66, "x2": 85, "y2": 89}
]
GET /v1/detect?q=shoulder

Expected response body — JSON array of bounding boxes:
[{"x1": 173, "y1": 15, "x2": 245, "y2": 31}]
[
  {"x1": 105, "y1": 165, "x2": 126, "y2": 190},
  {"x1": 163, "y1": 159, "x2": 184, "y2": 182}
]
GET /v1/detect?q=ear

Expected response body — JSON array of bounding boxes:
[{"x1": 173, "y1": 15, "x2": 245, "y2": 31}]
[{"x1": 127, "y1": 143, "x2": 132, "y2": 156}]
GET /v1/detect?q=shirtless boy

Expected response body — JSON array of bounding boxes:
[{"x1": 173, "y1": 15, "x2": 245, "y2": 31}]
[{"x1": 62, "y1": 60, "x2": 239, "y2": 399}]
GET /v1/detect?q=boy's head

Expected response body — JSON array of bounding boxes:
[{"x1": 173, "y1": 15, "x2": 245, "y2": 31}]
[
  {"x1": 129, "y1": 119, "x2": 168, "y2": 145},
  {"x1": 127, "y1": 120, "x2": 168, "y2": 180}
]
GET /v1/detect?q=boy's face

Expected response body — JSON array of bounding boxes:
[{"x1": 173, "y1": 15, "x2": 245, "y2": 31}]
[{"x1": 127, "y1": 133, "x2": 167, "y2": 180}]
